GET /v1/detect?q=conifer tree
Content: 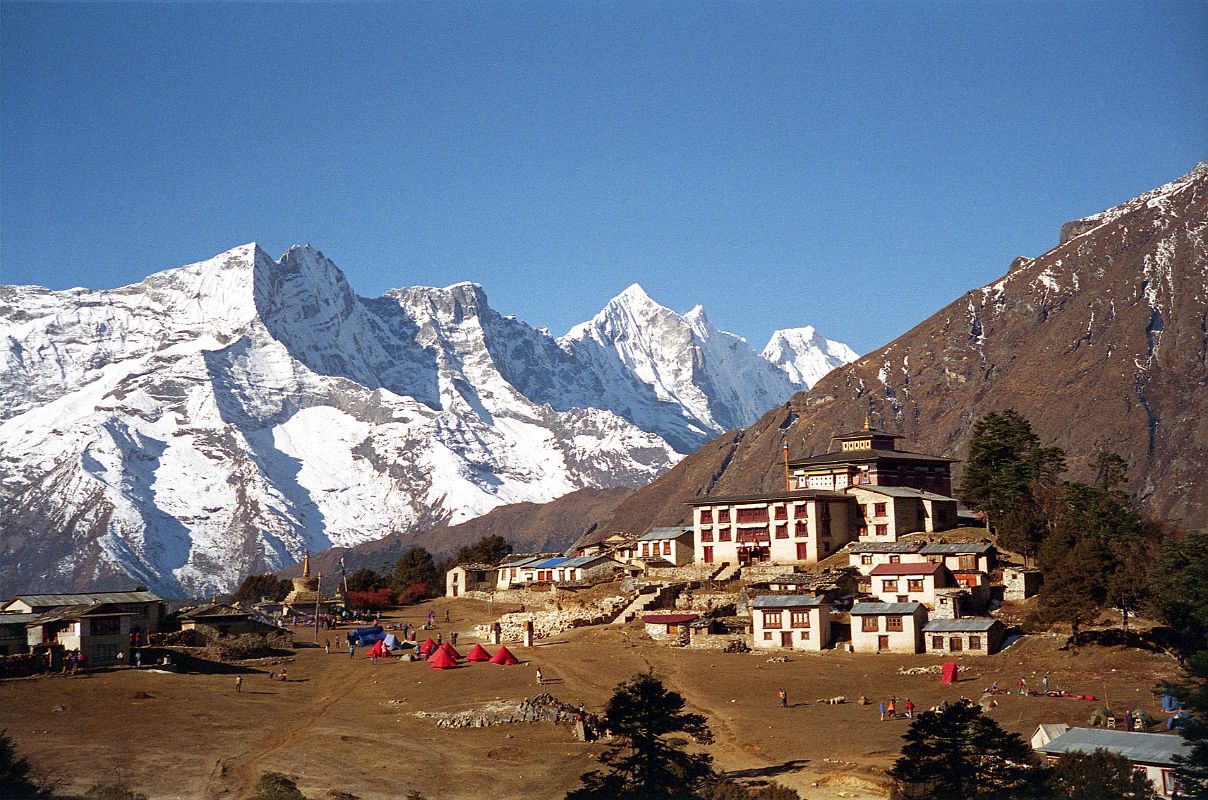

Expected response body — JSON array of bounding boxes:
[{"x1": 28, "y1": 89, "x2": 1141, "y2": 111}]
[{"x1": 1045, "y1": 749, "x2": 1158, "y2": 800}]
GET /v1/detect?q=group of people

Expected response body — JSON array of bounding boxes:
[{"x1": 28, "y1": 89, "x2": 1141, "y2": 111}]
[{"x1": 878, "y1": 697, "x2": 916, "y2": 720}]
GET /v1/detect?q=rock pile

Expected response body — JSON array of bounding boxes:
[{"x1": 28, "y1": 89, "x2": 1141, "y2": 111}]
[
  {"x1": 477, "y1": 596, "x2": 627, "y2": 642},
  {"x1": 414, "y1": 693, "x2": 580, "y2": 729}
]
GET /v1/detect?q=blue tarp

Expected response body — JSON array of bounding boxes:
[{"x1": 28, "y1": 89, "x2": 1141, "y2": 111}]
[
  {"x1": 1161, "y1": 693, "x2": 1183, "y2": 712},
  {"x1": 350, "y1": 625, "x2": 386, "y2": 646}
]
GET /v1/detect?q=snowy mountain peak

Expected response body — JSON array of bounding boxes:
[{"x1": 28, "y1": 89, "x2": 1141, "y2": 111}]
[{"x1": 761, "y1": 326, "x2": 860, "y2": 388}]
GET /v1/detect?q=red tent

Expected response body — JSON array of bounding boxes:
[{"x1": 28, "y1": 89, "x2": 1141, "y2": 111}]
[
  {"x1": 465, "y1": 644, "x2": 492, "y2": 662},
  {"x1": 365, "y1": 639, "x2": 393, "y2": 658},
  {"x1": 427, "y1": 647, "x2": 457, "y2": 669},
  {"x1": 418, "y1": 637, "x2": 438, "y2": 657},
  {"x1": 489, "y1": 645, "x2": 520, "y2": 666},
  {"x1": 941, "y1": 662, "x2": 959, "y2": 685},
  {"x1": 440, "y1": 642, "x2": 462, "y2": 660}
]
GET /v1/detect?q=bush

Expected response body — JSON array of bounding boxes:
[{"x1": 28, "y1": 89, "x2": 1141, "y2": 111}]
[
  {"x1": 346, "y1": 588, "x2": 398, "y2": 611},
  {"x1": 84, "y1": 783, "x2": 149, "y2": 800},
  {"x1": 249, "y1": 772, "x2": 306, "y2": 800},
  {"x1": 395, "y1": 583, "x2": 431, "y2": 606}
]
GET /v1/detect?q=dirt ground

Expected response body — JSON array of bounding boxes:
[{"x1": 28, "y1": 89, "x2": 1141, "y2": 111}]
[{"x1": 0, "y1": 597, "x2": 1187, "y2": 800}]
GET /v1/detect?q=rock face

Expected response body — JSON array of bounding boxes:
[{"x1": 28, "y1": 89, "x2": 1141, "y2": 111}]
[
  {"x1": 0, "y1": 246, "x2": 854, "y2": 596},
  {"x1": 595, "y1": 160, "x2": 1208, "y2": 537}
]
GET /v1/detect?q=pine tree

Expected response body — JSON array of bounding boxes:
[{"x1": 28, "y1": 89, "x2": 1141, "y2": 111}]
[
  {"x1": 1045, "y1": 749, "x2": 1158, "y2": 799},
  {"x1": 567, "y1": 673, "x2": 715, "y2": 800},
  {"x1": 1149, "y1": 530, "x2": 1208, "y2": 655},
  {"x1": 1166, "y1": 652, "x2": 1208, "y2": 796},
  {"x1": 0, "y1": 731, "x2": 50, "y2": 800},
  {"x1": 390, "y1": 548, "x2": 441, "y2": 596},
  {"x1": 887, "y1": 699, "x2": 1043, "y2": 799},
  {"x1": 455, "y1": 535, "x2": 513, "y2": 566}
]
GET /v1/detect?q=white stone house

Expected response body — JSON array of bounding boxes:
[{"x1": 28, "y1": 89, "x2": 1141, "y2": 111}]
[
  {"x1": 751, "y1": 595, "x2": 832, "y2": 651},
  {"x1": 689, "y1": 491, "x2": 855, "y2": 567},
  {"x1": 635, "y1": 527, "x2": 694, "y2": 567},
  {"x1": 642, "y1": 613, "x2": 699, "y2": 644},
  {"x1": 919, "y1": 543, "x2": 995, "y2": 587},
  {"x1": 495, "y1": 555, "x2": 623, "y2": 587},
  {"x1": 849, "y1": 601, "x2": 927, "y2": 654},
  {"x1": 1033, "y1": 728, "x2": 1190, "y2": 797},
  {"x1": 25, "y1": 603, "x2": 139, "y2": 665},
  {"x1": 847, "y1": 485, "x2": 959, "y2": 541},
  {"x1": 4, "y1": 591, "x2": 165, "y2": 637},
  {"x1": 869, "y1": 561, "x2": 953, "y2": 606},
  {"x1": 922, "y1": 617, "x2": 1006, "y2": 655},
  {"x1": 445, "y1": 564, "x2": 501, "y2": 597},
  {"x1": 847, "y1": 541, "x2": 925, "y2": 576}
]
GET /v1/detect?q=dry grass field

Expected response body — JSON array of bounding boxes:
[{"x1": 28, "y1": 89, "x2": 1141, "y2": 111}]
[{"x1": 0, "y1": 597, "x2": 1185, "y2": 800}]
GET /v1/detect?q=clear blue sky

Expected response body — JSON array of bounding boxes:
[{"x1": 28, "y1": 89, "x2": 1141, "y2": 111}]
[{"x1": 2, "y1": 2, "x2": 1205, "y2": 355}]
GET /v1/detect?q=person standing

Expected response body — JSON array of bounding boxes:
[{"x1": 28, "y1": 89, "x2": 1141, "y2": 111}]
[
  {"x1": 536, "y1": 667, "x2": 544, "y2": 686},
  {"x1": 324, "y1": 640, "x2": 330, "y2": 655},
  {"x1": 235, "y1": 675, "x2": 242, "y2": 694},
  {"x1": 879, "y1": 700, "x2": 887, "y2": 722},
  {"x1": 904, "y1": 698, "x2": 915, "y2": 719},
  {"x1": 349, "y1": 642, "x2": 356, "y2": 659},
  {"x1": 134, "y1": 650, "x2": 141, "y2": 668},
  {"x1": 451, "y1": 632, "x2": 458, "y2": 647},
  {"x1": 777, "y1": 688, "x2": 787, "y2": 708},
  {"x1": 887, "y1": 698, "x2": 896, "y2": 719},
  {"x1": 1042, "y1": 674, "x2": 1050, "y2": 695}
]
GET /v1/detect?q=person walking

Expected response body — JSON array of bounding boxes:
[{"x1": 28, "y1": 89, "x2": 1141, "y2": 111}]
[
  {"x1": 134, "y1": 650, "x2": 141, "y2": 668},
  {"x1": 879, "y1": 700, "x2": 887, "y2": 722},
  {"x1": 904, "y1": 698, "x2": 915, "y2": 719},
  {"x1": 536, "y1": 667, "x2": 544, "y2": 686},
  {"x1": 1042, "y1": 674, "x2": 1050, "y2": 695},
  {"x1": 280, "y1": 667, "x2": 288, "y2": 682},
  {"x1": 777, "y1": 688, "x2": 787, "y2": 708},
  {"x1": 451, "y1": 632, "x2": 458, "y2": 647},
  {"x1": 886, "y1": 699, "x2": 896, "y2": 719},
  {"x1": 349, "y1": 642, "x2": 356, "y2": 659},
  {"x1": 235, "y1": 675, "x2": 242, "y2": 694},
  {"x1": 324, "y1": 640, "x2": 331, "y2": 655}
]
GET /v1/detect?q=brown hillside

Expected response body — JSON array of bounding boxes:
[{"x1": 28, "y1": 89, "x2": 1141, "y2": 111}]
[{"x1": 599, "y1": 161, "x2": 1208, "y2": 536}]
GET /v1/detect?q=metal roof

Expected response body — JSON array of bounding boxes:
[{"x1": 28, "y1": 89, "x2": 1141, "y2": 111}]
[
  {"x1": 788, "y1": 449, "x2": 956, "y2": 467},
  {"x1": 531, "y1": 557, "x2": 571, "y2": 568},
  {"x1": 850, "y1": 602, "x2": 923, "y2": 615},
  {"x1": 559, "y1": 555, "x2": 616, "y2": 568},
  {"x1": 178, "y1": 604, "x2": 250, "y2": 620},
  {"x1": 30, "y1": 603, "x2": 138, "y2": 625},
  {"x1": 7, "y1": 591, "x2": 162, "y2": 608},
  {"x1": 920, "y1": 543, "x2": 994, "y2": 555},
  {"x1": 687, "y1": 490, "x2": 849, "y2": 505},
  {"x1": 751, "y1": 595, "x2": 826, "y2": 608},
  {"x1": 849, "y1": 542, "x2": 924, "y2": 554},
  {"x1": 923, "y1": 618, "x2": 1002, "y2": 632},
  {"x1": 849, "y1": 485, "x2": 956, "y2": 501},
  {"x1": 0, "y1": 613, "x2": 38, "y2": 625},
  {"x1": 637, "y1": 527, "x2": 691, "y2": 541},
  {"x1": 869, "y1": 561, "x2": 945, "y2": 576},
  {"x1": 1035, "y1": 728, "x2": 1191, "y2": 766}
]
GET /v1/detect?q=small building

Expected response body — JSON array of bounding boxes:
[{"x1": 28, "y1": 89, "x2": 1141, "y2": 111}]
[
  {"x1": 1030, "y1": 723, "x2": 1070, "y2": 749},
  {"x1": 869, "y1": 561, "x2": 953, "y2": 606},
  {"x1": 635, "y1": 527, "x2": 694, "y2": 567},
  {"x1": 1033, "y1": 727, "x2": 1191, "y2": 797},
  {"x1": 3, "y1": 590, "x2": 165, "y2": 637},
  {"x1": 25, "y1": 603, "x2": 139, "y2": 665},
  {"x1": 445, "y1": 564, "x2": 501, "y2": 597},
  {"x1": 178, "y1": 604, "x2": 281, "y2": 637},
  {"x1": 573, "y1": 532, "x2": 632, "y2": 558},
  {"x1": 499, "y1": 555, "x2": 623, "y2": 587},
  {"x1": 751, "y1": 595, "x2": 832, "y2": 651},
  {"x1": 919, "y1": 542, "x2": 995, "y2": 586},
  {"x1": 642, "y1": 613, "x2": 699, "y2": 644},
  {"x1": 1004, "y1": 567, "x2": 1043, "y2": 600},
  {"x1": 847, "y1": 541, "x2": 926, "y2": 576},
  {"x1": 922, "y1": 617, "x2": 1006, "y2": 655},
  {"x1": 847, "y1": 485, "x2": 959, "y2": 540},
  {"x1": 849, "y1": 601, "x2": 927, "y2": 654},
  {"x1": 0, "y1": 613, "x2": 36, "y2": 655},
  {"x1": 761, "y1": 571, "x2": 855, "y2": 600},
  {"x1": 932, "y1": 588, "x2": 972, "y2": 620}
]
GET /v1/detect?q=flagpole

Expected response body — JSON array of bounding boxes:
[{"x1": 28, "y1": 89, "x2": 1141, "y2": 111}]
[{"x1": 783, "y1": 443, "x2": 791, "y2": 492}]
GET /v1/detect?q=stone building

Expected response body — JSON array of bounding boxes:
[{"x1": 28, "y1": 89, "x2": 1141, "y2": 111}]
[
  {"x1": 922, "y1": 617, "x2": 1006, "y2": 655},
  {"x1": 751, "y1": 595, "x2": 832, "y2": 651},
  {"x1": 849, "y1": 601, "x2": 927, "y2": 654}
]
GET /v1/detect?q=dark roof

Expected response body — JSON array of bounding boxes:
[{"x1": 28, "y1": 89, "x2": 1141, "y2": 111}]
[
  {"x1": 686, "y1": 490, "x2": 849, "y2": 506},
  {"x1": 0, "y1": 613, "x2": 38, "y2": 626},
  {"x1": 6, "y1": 591, "x2": 162, "y2": 608},
  {"x1": 1035, "y1": 728, "x2": 1190, "y2": 766},
  {"x1": 178, "y1": 604, "x2": 251, "y2": 620},
  {"x1": 637, "y1": 527, "x2": 691, "y2": 541},
  {"x1": 789, "y1": 449, "x2": 956, "y2": 467},
  {"x1": 829, "y1": 428, "x2": 905, "y2": 441},
  {"x1": 850, "y1": 602, "x2": 923, "y2": 615},
  {"x1": 849, "y1": 485, "x2": 956, "y2": 501},
  {"x1": 641, "y1": 557, "x2": 676, "y2": 568},
  {"x1": 642, "y1": 614, "x2": 699, "y2": 625},
  {"x1": 764, "y1": 573, "x2": 839, "y2": 586},
  {"x1": 923, "y1": 618, "x2": 1002, "y2": 632},
  {"x1": 751, "y1": 595, "x2": 826, "y2": 608},
  {"x1": 919, "y1": 543, "x2": 994, "y2": 555},
  {"x1": 849, "y1": 542, "x2": 924, "y2": 554},
  {"x1": 870, "y1": 562, "x2": 945, "y2": 576},
  {"x1": 30, "y1": 603, "x2": 137, "y2": 624}
]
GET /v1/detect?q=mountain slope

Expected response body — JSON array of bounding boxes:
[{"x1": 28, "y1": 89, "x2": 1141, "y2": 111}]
[
  {"x1": 0, "y1": 247, "x2": 854, "y2": 596},
  {"x1": 595, "y1": 160, "x2": 1208, "y2": 536}
]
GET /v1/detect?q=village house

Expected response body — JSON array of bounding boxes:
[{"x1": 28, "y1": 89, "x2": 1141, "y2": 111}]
[
  {"x1": 25, "y1": 603, "x2": 139, "y2": 665},
  {"x1": 689, "y1": 490, "x2": 854, "y2": 567},
  {"x1": 571, "y1": 532, "x2": 636, "y2": 562},
  {"x1": 3, "y1": 590, "x2": 166, "y2": 639},
  {"x1": 932, "y1": 588, "x2": 973, "y2": 619},
  {"x1": 494, "y1": 555, "x2": 623, "y2": 588},
  {"x1": 0, "y1": 613, "x2": 36, "y2": 655},
  {"x1": 642, "y1": 613, "x2": 699, "y2": 644},
  {"x1": 635, "y1": 527, "x2": 694, "y2": 566},
  {"x1": 751, "y1": 595, "x2": 832, "y2": 651},
  {"x1": 849, "y1": 601, "x2": 927, "y2": 654},
  {"x1": 847, "y1": 541, "x2": 925, "y2": 576},
  {"x1": 445, "y1": 564, "x2": 501, "y2": 597},
  {"x1": 847, "y1": 486, "x2": 959, "y2": 540},
  {"x1": 869, "y1": 561, "x2": 953, "y2": 606},
  {"x1": 919, "y1": 542, "x2": 995, "y2": 586},
  {"x1": 178, "y1": 603, "x2": 282, "y2": 637},
  {"x1": 757, "y1": 571, "x2": 855, "y2": 600},
  {"x1": 1033, "y1": 727, "x2": 1190, "y2": 798},
  {"x1": 922, "y1": 617, "x2": 1006, "y2": 655}
]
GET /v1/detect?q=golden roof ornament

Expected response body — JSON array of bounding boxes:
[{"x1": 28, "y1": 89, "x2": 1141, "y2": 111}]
[{"x1": 302, "y1": 548, "x2": 311, "y2": 578}]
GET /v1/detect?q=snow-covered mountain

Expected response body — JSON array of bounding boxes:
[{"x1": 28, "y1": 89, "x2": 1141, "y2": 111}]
[
  {"x1": 761, "y1": 326, "x2": 861, "y2": 388},
  {"x1": 0, "y1": 246, "x2": 855, "y2": 595}
]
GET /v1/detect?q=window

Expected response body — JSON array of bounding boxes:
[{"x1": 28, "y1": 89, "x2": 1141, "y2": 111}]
[
  {"x1": 875, "y1": 524, "x2": 889, "y2": 536},
  {"x1": 737, "y1": 507, "x2": 769, "y2": 523},
  {"x1": 90, "y1": 617, "x2": 121, "y2": 635},
  {"x1": 718, "y1": 510, "x2": 731, "y2": 523},
  {"x1": 790, "y1": 611, "x2": 810, "y2": 628},
  {"x1": 762, "y1": 611, "x2": 782, "y2": 628},
  {"x1": 763, "y1": 632, "x2": 773, "y2": 641},
  {"x1": 821, "y1": 518, "x2": 832, "y2": 537},
  {"x1": 775, "y1": 524, "x2": 788, "y2": 539},
  {"x1": 799, "y1": 631, "x2": 810, "y2": 640},
  {"x1": 775, "y1": 506, "x2": 788, "y2": 520},
  {"x1": 641, "y1": 543, "x2": 649, "y2": 557},
  {"x1": 959, "y1": 554, "x2": 976, "y2": 570},
  {"x1": 861, "y1": 555, "x2": 873, "y2": 565},
  {"x1": 700, "y1": 510, "x2": 713, "y2": 523},
  {"x1": 907, "y1": 579, "x2": 924, "y2": 592},
  {"x1": 719, "y1": 530, "x2": 731, "y2": 541},
  {"x1": 90, "y1": 643, "x2": 119, "y2": 662},
  {"x1": 886, "y1": 616, "x2": 903, "y2": 632},
  {"x1": 795, "y1": 520, "x2": 808, "y2": 537},
  {"x1": 874, "y1": 502, "x2": 887, "y2": 516},
  {"x1": 881, "y1": 579, "x2": 897, "y2": 592},
  {"x1": 889, "y1": 555, "x2": 900, "y2": 563},
  {"x1": 700, "y1": 530, "x2": 713, "y2": 542},
  {"x1": 969, "y1": 636, "x2": 981, "y2": 650},
  {"x1": 861, "y1": 616, "x2": 879, "y2": 632},
  {"x1": 932, "y1": 636, "x2": 944, "y2": 650},
  {"x1": 662, "y1": 541, "x2": 671, "y2": 555}
]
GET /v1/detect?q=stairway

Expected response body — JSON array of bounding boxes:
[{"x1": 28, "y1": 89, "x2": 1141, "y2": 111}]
[
  {"x1": 711, "y1": 563, "x2": 743, "y2": 583},
  {"x1": 611, "y1": 582, "x2": 686, "y2": 625}
]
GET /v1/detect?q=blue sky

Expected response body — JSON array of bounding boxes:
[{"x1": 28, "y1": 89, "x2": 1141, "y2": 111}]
[{"x1": 2, "y1": 2, "x2": 1205, "y2": 355}]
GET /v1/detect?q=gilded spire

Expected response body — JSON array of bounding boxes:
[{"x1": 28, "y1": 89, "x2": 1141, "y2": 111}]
[
  {"x1": 863, "y1": 413, "x2": 872, "y2": 430},
  {"x1": 303, "y1": 548, "x2": 311, "y2": 578}
]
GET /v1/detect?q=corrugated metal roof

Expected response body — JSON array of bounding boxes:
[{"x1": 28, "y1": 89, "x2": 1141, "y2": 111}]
[
  {"x1": 869, "y1": 561, "x2": 944, "y2": 576},
  {"x1": 923, "y1": 618, "x2": 1001, "y2": 632},
  {"x1": 849, "y1": 542, "x2": 924, "y2": 554},
  {"x1": 849, "y1": 485, "x2": 956, "y2": 501},
  {"x1": 637, "y1": 527, "x2": 691, "y2": 541},
  {"x1": 1036, "y1": 728, "x2": 1191, "y2": 766},
  {"x1": 30, "y1": 603, "x2": 138, "y2": 624},
  {"x1": 751, "y1": 595, "x2": 826, "y2": 608},
  {"x1": 850, "y1": 602, "x2": 922, "y2": 615},
  {"x1": 560, "y1": 555, "x2": 616, "y2": 568},
  {"x1": 920, "y1": 543, "x2": 993, "y2": 555},
  {"x1": 532, "y1": 557, "x2": 571, "y2": 568},
  {"x1": 0, "y1": 613, "x2": 38, "y2": 625},
  {"x1": 8, "y1": 591, "x2": 162, "y2": 607}
]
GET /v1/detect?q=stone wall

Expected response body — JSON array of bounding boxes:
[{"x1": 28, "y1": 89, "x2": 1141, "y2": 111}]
[
  {"x1": 643, "y1": 565, "x2": 715, "y2": 583},
  {"x1": 674, "y1": 589, "x2": 743, "y2": 615},
  {"x1": 475, "y1": 595, "x2": 628, "y2": 642}
]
